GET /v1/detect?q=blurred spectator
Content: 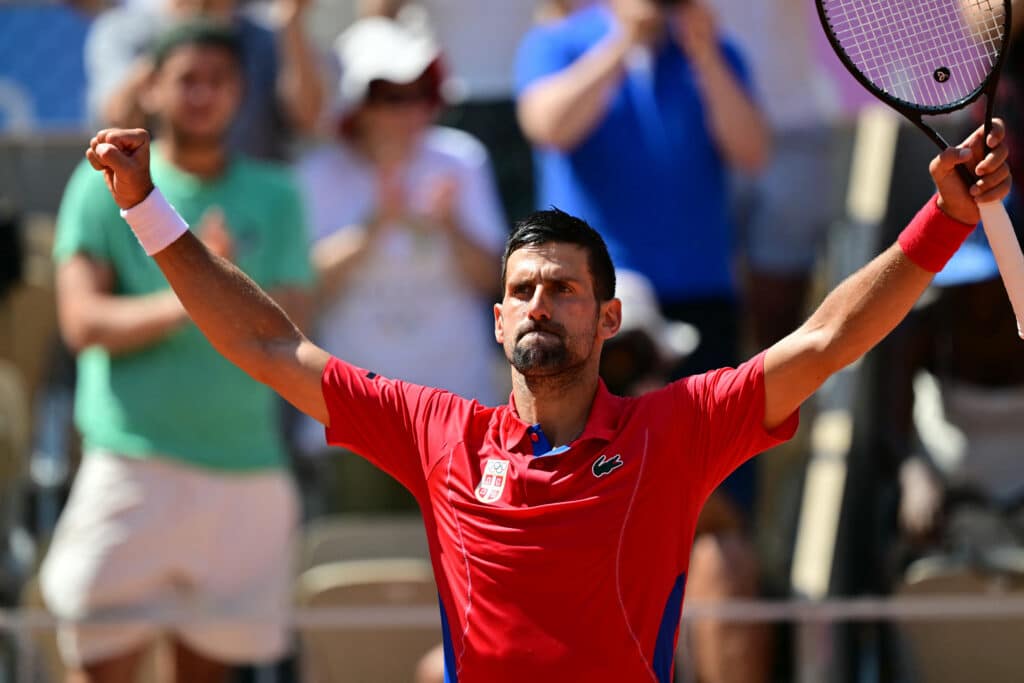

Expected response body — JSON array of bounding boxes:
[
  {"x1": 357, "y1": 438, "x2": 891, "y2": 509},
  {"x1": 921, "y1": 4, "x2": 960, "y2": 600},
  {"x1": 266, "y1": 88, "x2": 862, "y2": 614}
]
[
  {"x1": 707, "y1": 0, "x2": 839, "y2": 348},
  {"x1": 599, "y1": 269, "x2": 697, "y2": 397},
  {"x1": 85, "y1": 0, "x2": 323, "y2": 160},
  {"x1": 418, "y1": 0, "x2": 538, "y2": 221},
  {"x1": 293, "y1": 16, "x2": 507, "y2": 508},
  {"x1": 354, "y1": 0, "x2": 537, "y2": 227},
  {"x1": 885, "y1": 230, "x2": 1024, "y2": 570},
  {"x1": 515, "y1": 0, "x2": 768, "y2": 380},
  {"x1": 40, "y1": 22, "x2": 312, "y2": 683}
]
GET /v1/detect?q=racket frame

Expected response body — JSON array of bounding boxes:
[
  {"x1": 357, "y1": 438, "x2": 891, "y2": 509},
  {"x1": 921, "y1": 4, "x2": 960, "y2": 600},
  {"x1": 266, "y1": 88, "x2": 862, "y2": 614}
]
[{"x1": 815, "y1": 0, "x2": 1013, "y2": 152}]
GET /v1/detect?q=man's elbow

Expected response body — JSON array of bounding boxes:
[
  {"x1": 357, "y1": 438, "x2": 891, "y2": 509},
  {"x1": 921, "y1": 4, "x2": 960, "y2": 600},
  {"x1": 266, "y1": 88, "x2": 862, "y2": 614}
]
[
  {"x1": 730, "y1": 130, "x2": 772, "y2": 173},
  {"x1": 59, "y1": 323, "x2": 92, "y2": 355},
  {"x1": 516, "y1": 99, "x2": 582, "y2": 152}
]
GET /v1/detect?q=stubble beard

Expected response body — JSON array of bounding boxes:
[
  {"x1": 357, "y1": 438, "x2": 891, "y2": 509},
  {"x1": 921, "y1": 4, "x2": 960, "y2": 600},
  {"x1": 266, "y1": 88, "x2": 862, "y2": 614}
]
[{"x1": 510, "y1": 339, "x2": 570, "y2": 376}]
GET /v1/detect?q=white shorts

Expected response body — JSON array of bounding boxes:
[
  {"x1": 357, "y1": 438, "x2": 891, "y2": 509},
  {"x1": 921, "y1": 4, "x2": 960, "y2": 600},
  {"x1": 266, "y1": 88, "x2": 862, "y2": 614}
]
[{"x1": 40, "y1": 450, "x2": 298, "y2": 667}]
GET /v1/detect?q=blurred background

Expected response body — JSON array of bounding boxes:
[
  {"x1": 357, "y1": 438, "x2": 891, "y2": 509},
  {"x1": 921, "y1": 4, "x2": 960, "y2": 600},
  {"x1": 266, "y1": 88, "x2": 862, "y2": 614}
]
[{"x1": 1, "y1": 0, "x2": 1023, "y2": 682}]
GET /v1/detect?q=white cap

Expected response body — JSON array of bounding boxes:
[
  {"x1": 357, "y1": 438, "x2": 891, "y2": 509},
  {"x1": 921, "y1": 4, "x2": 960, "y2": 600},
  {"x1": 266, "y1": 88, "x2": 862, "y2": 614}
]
[
  {"x1": 333, "y1": 16, "x2": 441, "y2": 114},
  {"x1": 614, "y1": 269, "x2": 700, "y2": 363}
]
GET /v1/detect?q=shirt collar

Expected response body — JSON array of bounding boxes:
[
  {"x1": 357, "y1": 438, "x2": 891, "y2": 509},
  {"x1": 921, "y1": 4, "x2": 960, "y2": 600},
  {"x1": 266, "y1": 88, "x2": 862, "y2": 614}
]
[{"x1": 500, "y1": 379, "x2": 621, "y2": 451}]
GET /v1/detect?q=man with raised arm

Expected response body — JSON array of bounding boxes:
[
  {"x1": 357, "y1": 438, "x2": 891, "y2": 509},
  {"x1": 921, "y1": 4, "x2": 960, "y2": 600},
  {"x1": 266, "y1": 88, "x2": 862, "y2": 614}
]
[{"x1": 83, "y1": 120, "x2": 1008, "y2": 682}]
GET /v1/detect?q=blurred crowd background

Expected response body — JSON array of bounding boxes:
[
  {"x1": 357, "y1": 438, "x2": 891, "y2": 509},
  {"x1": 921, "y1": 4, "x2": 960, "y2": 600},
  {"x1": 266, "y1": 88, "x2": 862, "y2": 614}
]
[{"x1": 0, "y1": 0, "x2": 1023, "y2": 682}]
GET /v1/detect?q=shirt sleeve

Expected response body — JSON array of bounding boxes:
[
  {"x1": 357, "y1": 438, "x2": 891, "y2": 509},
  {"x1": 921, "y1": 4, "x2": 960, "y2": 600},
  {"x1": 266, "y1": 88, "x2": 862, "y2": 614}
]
[
  {"x1": 671, "y1": 350, "x2": 799, "y2": 501},
  {"x1": 514, "y1": 24, "x2": 577, "y2": 95},
  {"x1": 321, "y1": 357, "x2": 472, "y2": 500}
]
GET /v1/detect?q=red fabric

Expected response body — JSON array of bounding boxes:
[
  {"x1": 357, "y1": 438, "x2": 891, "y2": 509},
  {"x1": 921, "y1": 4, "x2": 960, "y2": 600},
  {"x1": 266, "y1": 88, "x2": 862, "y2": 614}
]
[
  {"x1": 897, "y1": 195, "x2": 977, "y2": 272},
  {"x1": 320, "y1": 352, "x2": 798, "y2": 681}
]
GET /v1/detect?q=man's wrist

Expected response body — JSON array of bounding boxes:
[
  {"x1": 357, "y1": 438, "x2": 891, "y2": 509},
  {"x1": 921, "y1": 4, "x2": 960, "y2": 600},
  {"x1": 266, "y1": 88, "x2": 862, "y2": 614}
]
[
  {"x1": 897, "y1": 195, "x2": 976, "y2": 273},
  {"x1": 120, "y1": 187, "x2": 190, "y2": 256}
]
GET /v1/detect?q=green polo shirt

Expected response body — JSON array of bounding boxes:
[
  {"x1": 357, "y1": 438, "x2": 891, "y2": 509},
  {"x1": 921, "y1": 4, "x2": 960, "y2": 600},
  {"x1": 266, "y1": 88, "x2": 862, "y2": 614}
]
[{"x1": 53, "y1": 148, "x2": 313, "y2": 471}]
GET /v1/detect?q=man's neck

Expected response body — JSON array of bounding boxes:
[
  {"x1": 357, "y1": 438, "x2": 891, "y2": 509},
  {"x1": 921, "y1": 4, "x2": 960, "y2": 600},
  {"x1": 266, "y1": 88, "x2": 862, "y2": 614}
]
[
  {"x1": 155, "y1": 135, "x2": 229, "y2": 180},
  {"x1": 511, "y1": 367, "x2": 599, "y2": 448}
]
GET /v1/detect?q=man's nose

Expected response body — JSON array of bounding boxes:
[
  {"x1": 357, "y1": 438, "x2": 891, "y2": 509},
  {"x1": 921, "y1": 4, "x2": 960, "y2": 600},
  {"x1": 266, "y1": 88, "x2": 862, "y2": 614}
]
[{"x1": 527, "y1": 287, "x2": 551, "y2": 320}]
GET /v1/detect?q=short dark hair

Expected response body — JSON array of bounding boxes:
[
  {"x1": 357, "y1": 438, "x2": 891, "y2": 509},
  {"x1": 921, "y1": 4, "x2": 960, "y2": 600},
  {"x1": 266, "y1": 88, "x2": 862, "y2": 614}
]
[
  {"x1": 150, "y1": 20, "x2": 244, "y2": 71},
  {"x1": 501, "y1": 208, "x2": 616, "y2": 301}
]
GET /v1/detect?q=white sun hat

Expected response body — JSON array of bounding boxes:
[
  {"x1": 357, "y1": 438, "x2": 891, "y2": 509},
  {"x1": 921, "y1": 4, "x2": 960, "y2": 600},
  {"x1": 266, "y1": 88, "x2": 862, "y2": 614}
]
[
  {"x1": 332, "y1": 15, "x2": 442, "y2": 114},
  {"x1": 614, "y1": 269, "x2": 700, "y2": 363}
]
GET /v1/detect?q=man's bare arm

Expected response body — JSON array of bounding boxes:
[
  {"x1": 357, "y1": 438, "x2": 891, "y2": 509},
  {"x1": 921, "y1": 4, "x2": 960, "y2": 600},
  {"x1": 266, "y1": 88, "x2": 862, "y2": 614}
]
[
  {"x1": 517, "y1": 0, "x2": 660, "y2": 150},
  {"x1": 762, "y1": 121, "x2": 1012, "y2": 429},
  {"x1": 153, "y1": 233, "x2": 330, "y2": 423},
  {"x1": 272, "y1": 0, "x2": 325, "y2": 133},
  {"x1": 57, "y1": 253, "x2": 189, "y2": 354},
  {"x1": 86, "y1": 128, "x2": 331, "y2": 424},
  {"x1": 672, "y1": 3, "x2": 770, "y2": 171}
]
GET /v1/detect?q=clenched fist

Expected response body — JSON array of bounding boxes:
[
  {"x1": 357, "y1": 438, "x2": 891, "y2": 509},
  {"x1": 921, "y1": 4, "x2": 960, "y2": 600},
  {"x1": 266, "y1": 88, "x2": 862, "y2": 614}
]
[{"x1": 86, "y1": 128, "x2": 155, "y2": 210}]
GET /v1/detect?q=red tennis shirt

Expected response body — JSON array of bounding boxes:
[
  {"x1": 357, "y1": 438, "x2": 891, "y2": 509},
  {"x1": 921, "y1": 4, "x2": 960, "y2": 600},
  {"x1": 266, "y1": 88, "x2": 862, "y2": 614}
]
[{"x1": 321, "y1": 350, "x2": 798, "y2": 682}]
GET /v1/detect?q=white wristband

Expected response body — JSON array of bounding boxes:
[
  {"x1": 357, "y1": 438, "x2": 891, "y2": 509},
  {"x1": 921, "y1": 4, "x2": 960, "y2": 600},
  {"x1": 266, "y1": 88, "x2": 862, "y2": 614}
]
[{"x1": 120, "y1": 188, "x2": 189, "y2": 256}]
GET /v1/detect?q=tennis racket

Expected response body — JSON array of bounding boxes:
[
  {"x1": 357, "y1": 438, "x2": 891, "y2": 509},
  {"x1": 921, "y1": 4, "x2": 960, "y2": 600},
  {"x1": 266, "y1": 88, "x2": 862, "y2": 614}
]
[{"x1": 816, "y1": 0, "x2": 1024, "y2": 338}]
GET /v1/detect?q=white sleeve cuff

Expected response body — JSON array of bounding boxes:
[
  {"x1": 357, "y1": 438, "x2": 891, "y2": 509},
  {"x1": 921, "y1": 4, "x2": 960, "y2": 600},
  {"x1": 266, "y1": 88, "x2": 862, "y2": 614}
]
[{"x1": 119, "y1": 188, "x2": 189, "y2": 256}]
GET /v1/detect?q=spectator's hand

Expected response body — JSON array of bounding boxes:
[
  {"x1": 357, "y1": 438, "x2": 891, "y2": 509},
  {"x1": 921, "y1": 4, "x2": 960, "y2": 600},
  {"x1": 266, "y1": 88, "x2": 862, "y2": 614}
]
[
  {"x1": 196, "y1": 207, "x2": 235, "y2": 261},
  {"x1": 899, "y1": 456, "x2": 944, "y2": 539},
  {"x1": 273, "y1": 0, "x2": 312, "y2": 24},
  {"x1": 86, "y1": 128, "x2": 155, "y2": 210},
  {"x1": 610, "y1": 0, "x2": 664, "y2": 46},
  {"x1": 422, "y1": 175, "x2": 460, "y2": 233},
  {"x1": 670, "y1": 2, "x2": 720, "y2": 69},
  {"x1": 371, "y1": 166, "x2": 409, "y2": 229},
  {"x1": 932, "y1": 118, "x2": 1012, "y2": 224}
]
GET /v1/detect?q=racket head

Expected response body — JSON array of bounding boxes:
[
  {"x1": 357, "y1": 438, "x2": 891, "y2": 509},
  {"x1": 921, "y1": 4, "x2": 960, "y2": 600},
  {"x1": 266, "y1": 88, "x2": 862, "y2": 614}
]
[{"x1": 816, "y1": 0, "x2": 1012, "y2": 118}]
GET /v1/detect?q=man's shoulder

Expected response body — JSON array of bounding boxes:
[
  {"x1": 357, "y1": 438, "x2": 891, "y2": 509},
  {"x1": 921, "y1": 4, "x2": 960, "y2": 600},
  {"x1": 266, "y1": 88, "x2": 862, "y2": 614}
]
[{"x1": 523, "y1": 6, "x2": 612, "y2": 48}]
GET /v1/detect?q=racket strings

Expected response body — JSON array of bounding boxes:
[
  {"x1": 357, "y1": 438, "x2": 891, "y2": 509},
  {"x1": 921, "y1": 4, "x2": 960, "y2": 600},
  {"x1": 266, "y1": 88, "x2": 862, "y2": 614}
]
[{"x1": 822, "y1": 0, "x2": 1006, "y2": 108}]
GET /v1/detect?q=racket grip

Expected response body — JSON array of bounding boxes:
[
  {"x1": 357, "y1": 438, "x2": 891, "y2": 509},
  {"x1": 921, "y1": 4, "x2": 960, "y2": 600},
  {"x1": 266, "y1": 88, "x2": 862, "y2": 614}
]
[{"x1": 978, "y1": 201, "x2": 1024, "y2": 339}]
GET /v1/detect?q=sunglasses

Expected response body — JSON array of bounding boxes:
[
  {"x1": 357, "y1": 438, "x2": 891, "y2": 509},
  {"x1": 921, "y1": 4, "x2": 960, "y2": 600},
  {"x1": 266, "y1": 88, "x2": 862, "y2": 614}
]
[{"x1": 365, "y1": 87, "x2": 436, "y2": 107}]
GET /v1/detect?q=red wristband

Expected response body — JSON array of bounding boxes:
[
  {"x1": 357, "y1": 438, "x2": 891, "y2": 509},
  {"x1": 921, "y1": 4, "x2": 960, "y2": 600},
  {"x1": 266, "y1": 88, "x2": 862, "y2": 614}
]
[{"x1": 897, "y1": 195, "x2": 976, "y2": 273}]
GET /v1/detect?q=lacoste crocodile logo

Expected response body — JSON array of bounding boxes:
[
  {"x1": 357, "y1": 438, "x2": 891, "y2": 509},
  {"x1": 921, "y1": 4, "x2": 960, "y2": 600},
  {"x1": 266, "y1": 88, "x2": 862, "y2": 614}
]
[{"x1": 592, "y1": 454, "x2": 624, "y2": 478}]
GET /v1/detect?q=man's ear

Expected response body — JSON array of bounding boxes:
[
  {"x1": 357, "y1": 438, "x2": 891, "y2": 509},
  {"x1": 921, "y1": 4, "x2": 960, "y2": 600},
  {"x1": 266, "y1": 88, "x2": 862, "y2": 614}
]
[
  {"x1": 600, "y1": 298, "x2": 622, "y2": 340},
  {"x1": 494, "y1": 302, "x2": 505, "y2": 344}
]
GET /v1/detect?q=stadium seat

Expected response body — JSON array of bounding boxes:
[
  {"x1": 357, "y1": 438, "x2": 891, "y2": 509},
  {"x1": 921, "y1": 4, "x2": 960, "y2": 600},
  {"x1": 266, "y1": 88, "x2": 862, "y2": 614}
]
[
  {"x1": 295, "y1": 558, "x2": 441, "y2": 683},
  {"x1": 0, "y1": 359, "x2": 28, "y2": 485},
  {"x1": 896, "y1": 554, "x2": 1024, "y2": 683},
  {"x1": 298, "y1": 514, "x2": 431, "y2": 572}
]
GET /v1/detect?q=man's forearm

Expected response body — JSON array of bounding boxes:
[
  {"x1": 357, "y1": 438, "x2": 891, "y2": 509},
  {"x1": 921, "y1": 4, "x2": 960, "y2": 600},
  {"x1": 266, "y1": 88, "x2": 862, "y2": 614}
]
[
  {"x1": 154, "y1": 231, "x2": 304, "y2": 384},
  {"x1": 517, "y1": 32, "x2": 633, "y2": 150},
  {"x1": 63, "y1": 289, "x2": 188, "y2": 355},
  {"x1": 693, "y1": 56, "x2": 770, "y2": 171},
  {"x1": 276, "y1": 11, "x2": 324, "y2": 133}
]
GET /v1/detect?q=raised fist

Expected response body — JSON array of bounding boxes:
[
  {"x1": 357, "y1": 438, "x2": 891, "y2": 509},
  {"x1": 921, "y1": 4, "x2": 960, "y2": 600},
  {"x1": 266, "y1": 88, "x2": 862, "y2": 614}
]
[{"x1": 85, "y1": 128, "x2": 155, "y2": 210}]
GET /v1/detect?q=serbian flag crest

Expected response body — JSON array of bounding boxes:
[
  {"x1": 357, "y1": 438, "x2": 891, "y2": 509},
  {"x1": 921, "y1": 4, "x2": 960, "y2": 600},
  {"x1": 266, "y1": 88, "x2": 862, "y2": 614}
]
[{"x1": 475, "y1": 459, "x2": 509, "y2": 503}]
